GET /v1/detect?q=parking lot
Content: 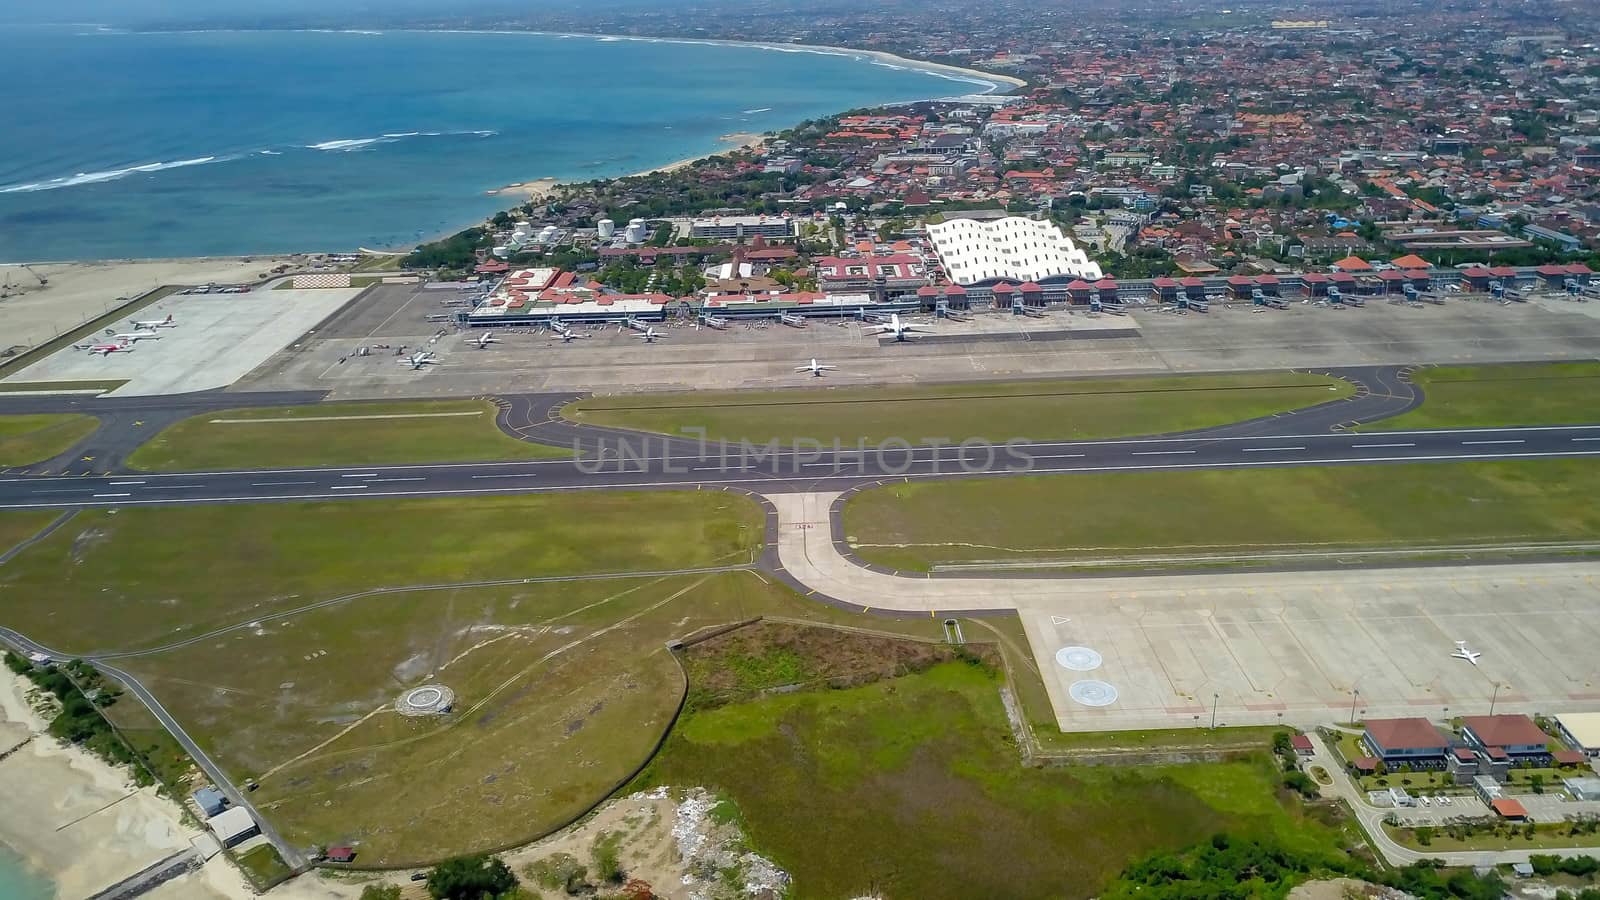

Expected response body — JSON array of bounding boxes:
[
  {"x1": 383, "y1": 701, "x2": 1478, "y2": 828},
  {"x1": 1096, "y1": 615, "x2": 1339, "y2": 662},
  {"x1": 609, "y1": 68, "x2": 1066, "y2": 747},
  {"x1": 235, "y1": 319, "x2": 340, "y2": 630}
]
[
  {"x1": 4, "y1": 286, "x2": 360, "y2": 396},
  {"x1": 237, "y1": 285, "x2": 1600, "y2": 399},
  {"x1": 1019, "y1": 562, "x2": 1600, "y2": 732}
]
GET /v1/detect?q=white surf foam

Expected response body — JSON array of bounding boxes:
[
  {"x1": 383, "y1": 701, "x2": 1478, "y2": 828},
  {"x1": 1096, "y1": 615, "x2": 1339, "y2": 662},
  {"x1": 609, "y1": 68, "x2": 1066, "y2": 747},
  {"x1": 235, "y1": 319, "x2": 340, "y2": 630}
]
[{"x1": 0, "y1": 156, "x2": 224, "y2": 194}]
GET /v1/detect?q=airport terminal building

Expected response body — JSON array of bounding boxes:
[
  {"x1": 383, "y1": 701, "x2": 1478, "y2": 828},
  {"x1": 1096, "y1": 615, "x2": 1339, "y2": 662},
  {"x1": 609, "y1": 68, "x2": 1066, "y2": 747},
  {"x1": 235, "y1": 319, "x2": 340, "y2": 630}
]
[{"x1": 926, "y1": 215, "x2": 1104, "y2": 307}]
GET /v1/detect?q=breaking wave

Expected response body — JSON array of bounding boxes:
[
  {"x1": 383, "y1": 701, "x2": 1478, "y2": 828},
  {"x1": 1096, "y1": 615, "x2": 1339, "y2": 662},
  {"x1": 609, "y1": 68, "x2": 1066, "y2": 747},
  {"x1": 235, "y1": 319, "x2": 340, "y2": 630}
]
[
  {"x1": 307, "y1": 130, "x2": 497, "y2": 151},
  {"x1": 2, "y1": 130, "x2": 500, "y2": 193},
  {"x1": 0, "y1": 156, "x2": 226, "y2": 194}
]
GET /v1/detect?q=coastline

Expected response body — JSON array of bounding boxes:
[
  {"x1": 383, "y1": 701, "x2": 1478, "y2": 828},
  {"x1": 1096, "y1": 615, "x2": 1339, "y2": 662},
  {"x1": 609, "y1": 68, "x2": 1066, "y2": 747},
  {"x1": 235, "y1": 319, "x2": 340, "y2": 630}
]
[
  {"x1": 10, "y1": 26, "x2": 1025, "y2": 262},
  {"x1": 0, "y1": 668, "x2": 251, "y2": 900}
]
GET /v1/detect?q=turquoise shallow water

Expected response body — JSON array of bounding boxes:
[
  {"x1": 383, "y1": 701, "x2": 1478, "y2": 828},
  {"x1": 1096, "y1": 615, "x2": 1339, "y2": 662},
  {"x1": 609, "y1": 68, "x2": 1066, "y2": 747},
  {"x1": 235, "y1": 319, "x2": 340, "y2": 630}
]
[
  {"x1": 0, "y1": 27, "x2": 989, "y2": 261},
  {"x1": 0, "y1": 843, "x2": 53, "y2": 900}
]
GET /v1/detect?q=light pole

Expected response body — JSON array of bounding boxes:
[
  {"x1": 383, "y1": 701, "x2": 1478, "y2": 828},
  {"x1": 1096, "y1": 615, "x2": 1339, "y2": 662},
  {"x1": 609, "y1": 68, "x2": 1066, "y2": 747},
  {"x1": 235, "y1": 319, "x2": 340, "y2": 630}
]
[
  {"x1": 1490, "y1": 683, "x2": 1501, "y2": 717},
  {"x1": 1211, "y1": 692, "x2": 1220, "y2": 730},
  {"x1": 1350, "y1": 688, "x2": 1360, "y2": 725}
]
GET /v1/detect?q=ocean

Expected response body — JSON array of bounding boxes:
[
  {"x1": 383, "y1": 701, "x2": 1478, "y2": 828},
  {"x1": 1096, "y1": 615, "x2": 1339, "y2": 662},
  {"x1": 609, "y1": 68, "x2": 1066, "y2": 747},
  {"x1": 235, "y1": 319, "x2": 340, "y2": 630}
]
[
  {"x1": 0, "y1": 26, "x2": 995, "y2": 262},
  {"x1": 0, "y1": 843, "x2": 53, "y2": 900}
]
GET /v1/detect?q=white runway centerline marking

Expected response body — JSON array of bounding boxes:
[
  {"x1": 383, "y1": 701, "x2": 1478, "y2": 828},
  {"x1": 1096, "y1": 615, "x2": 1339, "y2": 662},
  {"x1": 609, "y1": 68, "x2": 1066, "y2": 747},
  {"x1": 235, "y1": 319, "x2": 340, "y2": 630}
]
[
  {"x1": 92, "y1": 493, "x2": 131, "y2": 498},
  {"x1": 251, "y1": 480, "x2": 316, "y2": 487},
  {"x1": 1241, "y1": 446, "x2": 1305, "y2": 453},
  {"x1": 341, "y1": 473, "x2": 378, "y2": 478},
  {"x1": 370, "y1": 477, "x2": 426, "y2": 483},
  {"x1": 1461, "y1": 439, "x2": 1524, "y2": 445},
  {"x1": 108, "y1": 480, "x2": 147, "y2": 485},
  {"x1": 1351, "y1": 442, "x2": 1415, "y2": 449},
  {"x1": 330, "y1": 485, "x2": 368, "y2": 490},
  {"x1": 1131, "y1": 450, "x2": 1196, "y2": 456}
]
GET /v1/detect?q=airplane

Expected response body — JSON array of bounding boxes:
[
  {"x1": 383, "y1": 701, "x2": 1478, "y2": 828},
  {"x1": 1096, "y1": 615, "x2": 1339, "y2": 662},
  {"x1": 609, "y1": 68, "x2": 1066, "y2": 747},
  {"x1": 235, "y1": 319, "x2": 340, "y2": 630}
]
[
  {"x1": 398, "y1": 351, "x2": 436, "y2": 370},
  {"x1": 1451, "y1": 641, "x2": 1482, "y2": 666},
  {"x1": 795, "y1": 358, "x2": 837, "y2": 377},
  {"x1": 779, "y1": 312, "x2": 808, "y2": 328},
  {"x1": 87, "y1": 340, "x2": 134, "y2": 356},
  {"x1": 867, "y1": 313, "x2": 933, "y2": 342},
  {"x1": 548, "y1": 320, "x2": 587, "y2": 342},
  {"x1": 469, "y1": 332, "x2": 499, "y2": 349},
  {"x1": 131, "y1": 314, "x2": 176, "y2": 331},
  {"x1": 110, "y1": 332, "x2": 161, "y2": 343},
  {"x1": 635, "y1": 326, "x2": 667, "y2": 343}
]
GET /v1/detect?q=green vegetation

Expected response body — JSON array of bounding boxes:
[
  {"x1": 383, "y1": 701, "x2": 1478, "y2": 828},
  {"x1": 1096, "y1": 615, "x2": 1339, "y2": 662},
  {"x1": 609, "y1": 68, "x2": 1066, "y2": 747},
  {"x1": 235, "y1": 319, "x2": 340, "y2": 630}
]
[
  {"x1": 235, "y1": 845, "x2": 293, "y2": 890},
  {"x1": 2, "y1": 652, "x2": 174, "y2": 788},
  {"x1": 569, "y1": 372, "x2": 1352, "y2": 445},
  {"x1": 126, "y1": 399, "x2": 570, "y2": 471},
  {"x1": 1373, "y1": 362, "x2": 1600, "y2": 430},
  {"x1": 1101, "y1": 834, "x2": 1515, "y2": 900},
  {"x1": 843, "y1": 459, "x2": 1600, "y2": 571},
  {"x1": 0, "y1": 511, "x2": 61, "y2": 557},
  {"x1": 0, "y1": 492, "x2": 765, "y2": 652},
  {"x1": 0, "y1": 380, "x2": 126, "y2": 393},
  {"x1": 426, "y1": 855, "x2": 520, "y2": 899},
  {"x1": 636, "y1": 659, "x2": 1344, "y2": 899},
  {"x1": 525, "y1": 852, "x2": 587, "y2": 894},
  {"x1": 358, "y1": 886, "x2": 402, "y2": 900},
  {"x1": 1388, "y1": 820, "x2": 1600, "y2": 851},
  {"x1": 0, "y1": 413, "x2": 98, "y2": 467}
]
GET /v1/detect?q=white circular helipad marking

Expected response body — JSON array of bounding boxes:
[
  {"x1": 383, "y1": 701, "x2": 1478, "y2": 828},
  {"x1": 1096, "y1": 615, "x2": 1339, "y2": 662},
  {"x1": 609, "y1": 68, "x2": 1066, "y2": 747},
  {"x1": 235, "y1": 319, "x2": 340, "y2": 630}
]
[
  {"x1": 396, "y1": 684, "x2": 455, "y2": 716},
  {"x1": 1054, "y1": 646, "x2": 1104, "y2": 671},
  {"x1": 1069, "y1": 680, "x2": 1119, "y2": 707}
]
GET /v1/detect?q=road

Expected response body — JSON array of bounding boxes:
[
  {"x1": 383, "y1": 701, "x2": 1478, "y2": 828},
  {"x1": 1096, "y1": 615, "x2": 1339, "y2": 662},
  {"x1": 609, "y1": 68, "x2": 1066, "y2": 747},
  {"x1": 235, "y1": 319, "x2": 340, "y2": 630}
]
[
  {"x1": 0, "y1": 625, "x2": 308, "y2": 871},
  {"x1": 1, "y1": 421, "x2": 1597, "y2": 510},
  {"x1": 1303, "y1": 732, "x2": 1599, "y2": 867}
]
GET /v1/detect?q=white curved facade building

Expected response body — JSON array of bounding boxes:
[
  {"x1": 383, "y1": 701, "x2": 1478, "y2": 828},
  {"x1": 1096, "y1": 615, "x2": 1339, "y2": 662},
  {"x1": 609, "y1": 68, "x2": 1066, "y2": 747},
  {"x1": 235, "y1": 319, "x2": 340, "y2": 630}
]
[{"x1": 927, "y1": 216, "x2": 1103, "y2": 287}]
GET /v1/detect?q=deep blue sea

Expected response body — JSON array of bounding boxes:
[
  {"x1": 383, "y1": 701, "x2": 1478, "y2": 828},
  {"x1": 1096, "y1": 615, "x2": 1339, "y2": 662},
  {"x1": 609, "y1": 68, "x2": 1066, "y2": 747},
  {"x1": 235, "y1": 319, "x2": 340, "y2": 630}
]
[{"x1": 0, "y1": 27, "x2": 994, "y2": 262}]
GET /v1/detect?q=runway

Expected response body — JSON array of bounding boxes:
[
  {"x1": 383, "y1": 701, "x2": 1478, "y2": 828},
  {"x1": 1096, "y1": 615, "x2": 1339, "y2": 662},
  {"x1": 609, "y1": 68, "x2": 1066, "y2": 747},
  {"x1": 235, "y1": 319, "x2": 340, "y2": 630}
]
[{"x1": 0, "y1": 363, "x2": 1595, "y2": 518}]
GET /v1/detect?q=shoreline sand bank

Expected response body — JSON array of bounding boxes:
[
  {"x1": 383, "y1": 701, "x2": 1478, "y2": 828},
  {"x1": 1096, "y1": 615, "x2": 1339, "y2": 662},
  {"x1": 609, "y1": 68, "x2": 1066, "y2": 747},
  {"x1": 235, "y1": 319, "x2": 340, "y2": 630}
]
[{"x1": 0, "y1": 669, "x2": 253, "y2": 899}]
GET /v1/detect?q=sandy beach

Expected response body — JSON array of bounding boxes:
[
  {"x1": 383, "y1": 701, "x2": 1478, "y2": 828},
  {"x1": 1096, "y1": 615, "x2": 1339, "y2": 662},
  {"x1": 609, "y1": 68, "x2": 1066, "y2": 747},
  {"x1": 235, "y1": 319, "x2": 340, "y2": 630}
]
[
  {"x1": 0, "y1": 257, "x2": 310, "y2": 358},
  {"x1": 0, "y1": 670, "x2": 245, "y2": 899}
]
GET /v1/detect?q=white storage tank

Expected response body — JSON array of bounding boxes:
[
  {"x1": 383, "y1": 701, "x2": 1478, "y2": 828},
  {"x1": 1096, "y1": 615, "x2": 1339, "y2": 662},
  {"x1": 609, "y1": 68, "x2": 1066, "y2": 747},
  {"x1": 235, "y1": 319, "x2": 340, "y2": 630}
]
[
  {"x1": 538, "y1": 225, "x2": 558, "y2": 243},
  {"x1": 624, "y1": 218, "x2": 648, "y2": 243},
  {"x1": 597, "y1": 218, "x2": 615, "y2": 240}
]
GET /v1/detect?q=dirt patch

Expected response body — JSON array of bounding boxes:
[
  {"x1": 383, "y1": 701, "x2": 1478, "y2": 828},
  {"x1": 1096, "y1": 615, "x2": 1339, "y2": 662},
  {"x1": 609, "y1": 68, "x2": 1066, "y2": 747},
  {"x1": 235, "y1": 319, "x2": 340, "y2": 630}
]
[
  {"x1": 1288, "y1": 879, "x2": 1409, "y2": 899},
  {"x1": 680, "y1": 620, "x2": 989, "y2": 708},
  {"x1": 502, "y1": 786, "x2": 784, "y2": 900}
]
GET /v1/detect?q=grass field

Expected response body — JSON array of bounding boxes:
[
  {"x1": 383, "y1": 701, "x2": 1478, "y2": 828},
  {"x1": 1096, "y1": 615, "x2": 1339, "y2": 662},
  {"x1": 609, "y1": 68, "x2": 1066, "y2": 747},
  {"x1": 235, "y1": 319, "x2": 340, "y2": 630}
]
[
  {"x1": 0, "y1": 511, "x2": 61, "y2": 556},
  {"x1": 0, "y1": 380, "x2": 126, "y2": 393},
  {"x1": 126, "y1": 399, "x2": 570, "y2": 471},
  {"x1": 1373, "y1": 362, "x2": 1600, "y2": 431},
  {"x1": 235, "y1": 845, "x2": 292, "y2": 888},
  {"x1": 115, "y1": 572, "x2": 959, "y2": 865},
  {"x1": 843, "y1": 459, "x2": 1600, "y2": 571},
  {"x1": 0, "y1": 414, "x2": 98, "y2": 467},
  {"x1": 0, "y1": 492, "x2": 765, "y2": 653},
  {"x1": 568, "y1": 372, "x2": 1353, "y2": 445},
  {"x1": 636, "y1": 659, "x2": 1345, "y2": 899}
]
